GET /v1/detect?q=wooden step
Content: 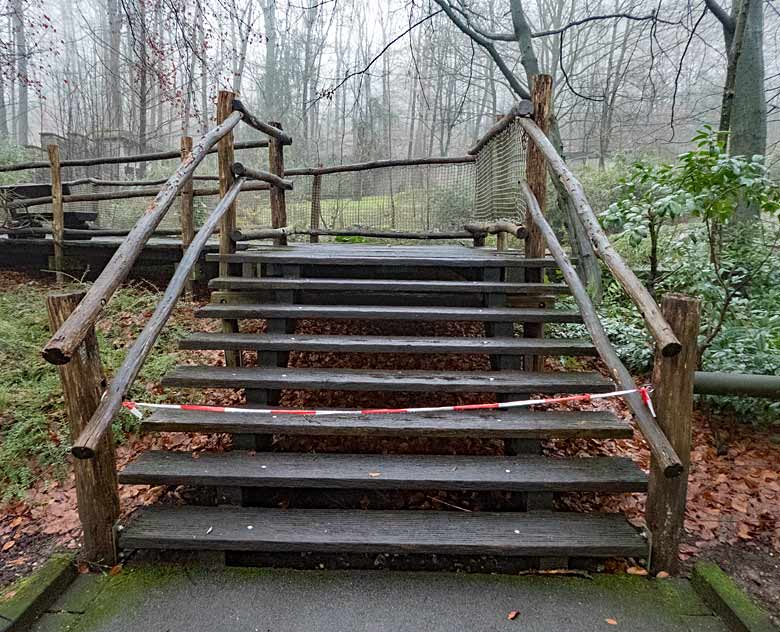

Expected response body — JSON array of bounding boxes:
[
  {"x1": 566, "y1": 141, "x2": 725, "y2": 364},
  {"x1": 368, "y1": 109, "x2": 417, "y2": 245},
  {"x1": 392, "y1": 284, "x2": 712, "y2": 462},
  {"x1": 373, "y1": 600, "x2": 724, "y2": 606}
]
[
  {"x1": 206, "y1": 244, "x2": 560, "y2": 268},
  {"x1": 119, "y1": 451, "x2": 647, "y2": 493},
  {"x1": 139, "y1": 408, "x2": 633, "y2": 440},
  {"x1": 179, "y1": 333, "x2": 597, "y2": 356},
  {"x1": 196, "y1": 303, "x2": 582, "y2": 323},
  {"x1": 209, "y1": 276, "x2": 569, "y2": 295},
  {"x1": 161, "y1": 366, "x2": 614, "y2": 394},
  {"x1": 119, "y1": 506, "x2": 647, "y2": 557}
]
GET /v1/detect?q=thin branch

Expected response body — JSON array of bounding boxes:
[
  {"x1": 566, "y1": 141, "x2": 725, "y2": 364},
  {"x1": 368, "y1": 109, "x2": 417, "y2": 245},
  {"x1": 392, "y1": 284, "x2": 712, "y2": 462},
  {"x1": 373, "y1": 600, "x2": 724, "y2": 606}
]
[
  {"x1": 316, "y1": 9, "x2": 443, "y2": 101},
  {"x1": 432, "y1": 0, "x2": 530, "y2": 99},
  {"x1": 453, "y1": 10, "x2": 677, "y2": 41}
]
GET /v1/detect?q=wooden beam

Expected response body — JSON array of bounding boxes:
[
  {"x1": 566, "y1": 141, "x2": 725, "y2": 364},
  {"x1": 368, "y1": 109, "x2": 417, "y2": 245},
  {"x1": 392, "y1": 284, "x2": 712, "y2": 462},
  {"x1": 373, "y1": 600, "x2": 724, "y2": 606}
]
[
  {"x1": 41, "y1": 110, "x2": 242, "y2": 366},
  {"x1": 180, "y1": 136, "x2": 195, "y2": 294},
  {"x1": 518, "y1": 116, "x2": 682, "y2": 357},
  {"x1": 232, "y1": 162, "x2": 293, "y2": 190},
  {"x1": 46, "y1": 290, "x2": 119, "y2": 564},
  {"x1": 285, "y1": 155, "x2": 475, "y2": 176},
  {"x1": 468, "y1": 101, "x2": 533, "y2": 155},
  {"x1": 0, "y1": 139, "x2": 268, "y2": 173},
  {"x1": 268, "y1": 121, "x2": 288, "y2": 246},
  {"x1": 71, "y1": 178, "x2": 245, "y2": 460},
  {"x1": 47, "y1": 144, "x2": 64, "y2": 284},
  {"x1": 693, "y1": 371, "x2": 780, "y2": 398},
  {"x1": 524, "y1": 75, "x2": 553, "y2": 372},
  {"x1": 217, "y1": 91, "x2": 242, "y2": 369},
  {"x1": 522, "y1": 182, "x2": 683, "y2": 478},
  {"x1": 647, "y1": 294, "x2": 700, "y2": 574},
  {"x1": 232, "y1": 98, "x2": 293, "y2": 145}
]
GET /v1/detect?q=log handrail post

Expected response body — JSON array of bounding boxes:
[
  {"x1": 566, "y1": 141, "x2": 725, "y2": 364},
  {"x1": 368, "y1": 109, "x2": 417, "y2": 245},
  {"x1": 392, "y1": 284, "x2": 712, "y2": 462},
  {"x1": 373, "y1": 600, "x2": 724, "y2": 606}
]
[
  {"x1": 217, "y1": 90, "x2": 241, "y2": 369},
  {"x1": 47, "y1": 144, "x2": 65, "y2": 284},
  {"x1": 268, "y1": 120, "x2": 288, "y2": 246},
  {"x1": 522, "y1": 182, "x2": 683, "y2": 477},
  {"x1": 647, "y1": 294, "x2": 700, "y2": 574},
  {"x1": 517, "y1": 115, "x2": 681, "y2": 357},
  {"x1": 523, "y1": 74, "x2": 553, "y2": 372},
  {"x1": 47, "y1": 290, "x2": 119, "y2": 564},
  {"x1": 180, "y1": 135, "x2": 195, "y2": 294},
  {"x1": 310, "y1": 172, "x2": 322, "y2": 243}
]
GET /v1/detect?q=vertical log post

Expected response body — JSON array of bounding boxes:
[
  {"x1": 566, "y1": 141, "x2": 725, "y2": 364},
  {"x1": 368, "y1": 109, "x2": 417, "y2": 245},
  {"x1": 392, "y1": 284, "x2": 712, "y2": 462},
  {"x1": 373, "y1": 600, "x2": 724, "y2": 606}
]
[
  {"x1": 47, "y1": 291, "x2": 119, "y2": 565},
  {"x1": 268, "y1": 121, "x2": 288, "y2": 246},
  {"x1": 217, "y1": 91, "x2": 241, "y2": 368},
  {"x1": 309, "y1": 172, "x2": 322, "y2": 244},
  {"x1": 179, "y1": 136, "x2": 195, "y2": 294},
  {"x1": 48, "y1": 144, "x2": 64, "y2": 284},
  {"x1": 647, "y1": 293, "x2": 700, "y2": 574},
  {"x1": 523, "y1": 74, "x2": 553, "y2": 372},
  {"x1": 496, "y1": 231, "x2": 508, "y2": 251}
]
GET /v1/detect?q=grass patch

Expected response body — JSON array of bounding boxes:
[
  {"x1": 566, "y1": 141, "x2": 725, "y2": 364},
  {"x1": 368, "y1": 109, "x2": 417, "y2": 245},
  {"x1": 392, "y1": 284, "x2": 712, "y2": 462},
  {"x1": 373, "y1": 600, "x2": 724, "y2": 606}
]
[{"x1": 0, "y1": 280, "x2": 190, "y2": 502}]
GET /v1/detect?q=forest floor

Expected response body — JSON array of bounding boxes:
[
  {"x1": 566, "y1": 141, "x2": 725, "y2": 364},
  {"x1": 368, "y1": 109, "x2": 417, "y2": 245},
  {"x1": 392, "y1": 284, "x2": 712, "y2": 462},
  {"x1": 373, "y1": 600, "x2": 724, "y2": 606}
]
[{"x1": 0, "y1": 271, "x2": 778, "y2": 623}]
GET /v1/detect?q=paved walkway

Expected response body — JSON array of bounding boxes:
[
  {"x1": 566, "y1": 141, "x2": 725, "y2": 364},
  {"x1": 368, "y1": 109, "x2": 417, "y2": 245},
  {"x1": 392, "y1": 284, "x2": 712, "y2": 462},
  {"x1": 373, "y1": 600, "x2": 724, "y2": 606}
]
[{"x1": 32, "y1": 562, "x2": 729, "y2": 632}]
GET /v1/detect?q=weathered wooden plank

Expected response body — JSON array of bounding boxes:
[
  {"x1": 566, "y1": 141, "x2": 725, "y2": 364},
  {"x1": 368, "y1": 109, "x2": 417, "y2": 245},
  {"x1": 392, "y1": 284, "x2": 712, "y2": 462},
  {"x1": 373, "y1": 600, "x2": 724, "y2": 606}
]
[
  {"x1": 196, "y1": 304, "x2": 582, "y2": 323},
  {"x1": 139, "y1": 408, "x2": 632, "y2": 438},
  {"x1": 208, "y1": 276, "x2": 570, "y2": 295},
  {"x1": 206, "y1": 246, "x2": 563, "y2": 268},
  {"x1": 120, "y1": 451, "x2": 647, "y2": 492},
  {"x1": 179, "y1": 333, "x2": 597, "y2": 356},
  {"x1": 119, "y1": 507, "x2": 647, "y2": 557},
  {"x1": 161, "y1": 366, "x2": 613, "y2": 393}
]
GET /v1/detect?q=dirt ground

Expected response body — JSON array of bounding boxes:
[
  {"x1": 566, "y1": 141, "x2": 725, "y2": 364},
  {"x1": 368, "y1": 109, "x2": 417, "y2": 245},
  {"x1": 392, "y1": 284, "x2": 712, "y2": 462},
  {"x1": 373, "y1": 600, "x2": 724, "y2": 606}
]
[{"x1": 1, "y1": 272, "x2": 778, "y2": 620}]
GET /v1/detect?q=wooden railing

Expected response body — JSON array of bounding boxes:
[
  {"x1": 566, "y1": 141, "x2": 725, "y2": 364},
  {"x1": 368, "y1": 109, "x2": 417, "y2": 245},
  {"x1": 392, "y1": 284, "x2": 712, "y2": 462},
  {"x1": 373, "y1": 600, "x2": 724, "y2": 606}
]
[
  {"x1": 515, "y1": 75, "x2": 697, "y2": 574},
  {"x1": 38, "y1": 90, "x2": 292, "y2": 563}
]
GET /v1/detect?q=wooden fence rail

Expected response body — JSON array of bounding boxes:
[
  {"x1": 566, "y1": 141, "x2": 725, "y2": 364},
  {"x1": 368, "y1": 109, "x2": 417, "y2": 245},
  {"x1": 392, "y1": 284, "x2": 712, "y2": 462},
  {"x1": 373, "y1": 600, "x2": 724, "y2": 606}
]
[
  {"x1": 42, "y1": 110, "x2": 243, "y2": 365},
  {"x1": 0, "y1": 139, "x2": 270, "y2": 173},
  {"x1": 71, "y1": 177, "x2": 246, "y2": 459}
]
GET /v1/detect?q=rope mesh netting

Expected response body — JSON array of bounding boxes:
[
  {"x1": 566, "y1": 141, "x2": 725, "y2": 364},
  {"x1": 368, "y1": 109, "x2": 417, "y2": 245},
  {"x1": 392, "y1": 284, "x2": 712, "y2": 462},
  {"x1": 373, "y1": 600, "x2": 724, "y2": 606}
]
[
  {"x1": 3, "y1": 121, "x2": 530, "y2": 236},
  {"x1": 474, "y1": 117, "x2": 528, "y2": 226}
]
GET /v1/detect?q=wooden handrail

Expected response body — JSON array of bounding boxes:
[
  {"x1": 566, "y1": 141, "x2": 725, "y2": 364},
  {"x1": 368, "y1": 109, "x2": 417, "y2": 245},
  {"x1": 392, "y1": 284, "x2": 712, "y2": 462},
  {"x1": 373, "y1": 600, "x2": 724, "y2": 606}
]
[
  {"x1": 63, "y1": 175, "x2": 219, "y2": 187},
  {"x1": 468, "y1": 100, "x2": 533, "y2": 156},
  {"x1": 285, "y1": 156, "x2": 475, "y2": 176},
  {"x1": 517, "y1": 117, "x2": 682, "y2": 357},
  {"x1": 71, "y1": 177, "x2": 246, "y2": 459},
  {"x1": 232, "y1": 162, "x2": 294, "y2": 190},
  {"x1": 0, "y1": 139, "x2": 268, "y2": 173},
  {"x1": 41, "y1": 111, "x2": 243, "y2": 366},
  {"x1": 232, "y1": 99, "x2": 293, "y2": 145},
  {"x1": 233, "y1": 222, "x2": 526, "y2": 242},
  {"x1": 521, "y1": 183, "x2": 683, "y2": 478},
  {"x1": 8, "y1": 180, "x2": 268, "y2": 209}
]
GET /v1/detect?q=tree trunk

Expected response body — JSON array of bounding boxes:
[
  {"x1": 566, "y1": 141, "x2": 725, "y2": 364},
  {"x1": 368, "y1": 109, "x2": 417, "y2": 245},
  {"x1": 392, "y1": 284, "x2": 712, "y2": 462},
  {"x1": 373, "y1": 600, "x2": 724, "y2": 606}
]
[
  {"x1": 729, "y1": 0, "x2": 766, "y2": 221},
  {"x1": 12, "y1": 0, "x2": 28, "y2": 145}
]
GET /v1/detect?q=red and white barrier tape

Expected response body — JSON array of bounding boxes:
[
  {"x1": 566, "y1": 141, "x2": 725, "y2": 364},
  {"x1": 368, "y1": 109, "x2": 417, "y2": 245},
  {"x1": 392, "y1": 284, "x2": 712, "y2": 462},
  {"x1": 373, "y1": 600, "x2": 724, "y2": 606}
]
[{"x1": 123, "y1": 385, "x2": 654, "y2": 419}]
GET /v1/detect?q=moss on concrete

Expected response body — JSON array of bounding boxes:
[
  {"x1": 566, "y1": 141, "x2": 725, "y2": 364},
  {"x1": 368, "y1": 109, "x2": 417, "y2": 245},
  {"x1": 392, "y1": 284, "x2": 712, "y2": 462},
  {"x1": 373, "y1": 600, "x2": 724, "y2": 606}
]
[
  {"x1": 0, "y1": 553, "x2": 76, "y2": 631},
  {"x1": 692, "y1": 562, "x2": 776, "y2": 632}
]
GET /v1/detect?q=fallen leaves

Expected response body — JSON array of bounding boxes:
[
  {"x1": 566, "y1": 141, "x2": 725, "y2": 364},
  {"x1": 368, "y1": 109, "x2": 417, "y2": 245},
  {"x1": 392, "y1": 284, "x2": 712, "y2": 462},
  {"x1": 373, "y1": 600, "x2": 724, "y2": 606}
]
[
  {"x1": 605, "y1": 618, "x2": 618, "y2": 625},
  {"x1": 626, "y1": 566, "x2": 648, "y2": 576},
  {"x1": 507, "y1": 610, "x2": 520, "y2": 621}
]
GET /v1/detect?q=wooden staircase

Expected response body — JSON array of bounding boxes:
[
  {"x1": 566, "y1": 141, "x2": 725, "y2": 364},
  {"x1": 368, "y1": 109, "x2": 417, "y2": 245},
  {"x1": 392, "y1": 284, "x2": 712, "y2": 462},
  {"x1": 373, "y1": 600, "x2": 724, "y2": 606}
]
[{"x1": 116, "y1": 244, "x2": 648, "y2": 565}]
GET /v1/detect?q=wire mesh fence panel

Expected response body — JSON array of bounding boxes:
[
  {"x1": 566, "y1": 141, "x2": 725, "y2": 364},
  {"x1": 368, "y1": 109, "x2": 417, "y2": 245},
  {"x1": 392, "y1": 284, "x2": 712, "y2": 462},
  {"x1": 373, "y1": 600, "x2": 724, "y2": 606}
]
[{"x1": 280, "y1": 163, "x2": 476, "y2": 234}]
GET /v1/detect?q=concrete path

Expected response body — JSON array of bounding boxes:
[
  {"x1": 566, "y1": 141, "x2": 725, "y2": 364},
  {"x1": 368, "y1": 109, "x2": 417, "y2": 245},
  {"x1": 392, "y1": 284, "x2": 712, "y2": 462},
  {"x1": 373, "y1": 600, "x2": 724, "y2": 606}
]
[{"x1": 32, "y1": 562, "x2": 729, "y2": 632}]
